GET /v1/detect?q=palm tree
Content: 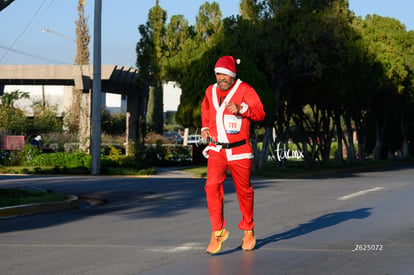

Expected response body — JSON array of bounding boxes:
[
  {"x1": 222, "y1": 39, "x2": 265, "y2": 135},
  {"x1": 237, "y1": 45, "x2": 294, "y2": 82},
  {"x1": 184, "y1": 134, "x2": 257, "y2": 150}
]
[{"x1": 1, "y1": 90, "x2": 29, "y2": 108}]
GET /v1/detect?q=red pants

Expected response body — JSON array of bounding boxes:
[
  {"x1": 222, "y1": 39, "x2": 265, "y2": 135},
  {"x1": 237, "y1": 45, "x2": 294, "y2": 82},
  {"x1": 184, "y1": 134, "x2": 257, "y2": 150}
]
[{"x1": 205, "y1": 150, "x2": 254, "y2": 231}]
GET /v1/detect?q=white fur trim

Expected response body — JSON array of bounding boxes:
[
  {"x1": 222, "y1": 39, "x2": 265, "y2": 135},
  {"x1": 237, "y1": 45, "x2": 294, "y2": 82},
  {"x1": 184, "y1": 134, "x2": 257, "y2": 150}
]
[
  {"x1": 239, "y1": 102, "x2": 248, "y2": 114},
  {"x1": 202, "y1": 144, "x2": 222, "y2": 159},
  {"x1": 212, "y1": 80, "x2": 242, "y2": 142},
  {"x1": 201, "y1": 127, "x2": 209, "y2": 132},
  {"x1": 203, "y1": 145, "x2": 253, "y2": 160},
  {"x1": 215, "y1": 67, "x2": 236, "y2": 78},
  {"x1": 225, "y1": 149, "x2": 253, "y2": 161}
]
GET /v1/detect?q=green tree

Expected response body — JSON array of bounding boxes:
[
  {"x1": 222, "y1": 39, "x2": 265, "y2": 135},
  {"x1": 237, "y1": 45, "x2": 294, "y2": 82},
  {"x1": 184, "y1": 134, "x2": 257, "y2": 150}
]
[
  {"x1": 69, "y1": 0, "x2": 90, "y2": 134},
  {"x1": 171, "y1": 2, "x2": 223, "y2": 128},
  {"x1": 136, "y1": 1, "x2": 166, "y2": 134},
  {"x1": 154, "y1": 0, "x2": 414, "y2": 169},
  {"x1": 75, "y1": 0, "x2": 90, "y2": 65},
  {"x1": 196, "y1": 1, "x2": 223, "y2": 43},
  {"x1": 356, "y1": 15, "x2": 413, "y2": 159},
  {"x1": 31, "y1": 104, "x2": 62, "y2": 134},
  {"x1": 101, "y1": 110, "x2": 126, "y2": 135},
  {"x1": 399, "y1": 29, "x2": 414, "y2": 158},
  {"x1": 234, "y1": 0, "x2": 358, "y2": 167},
  {"x1": 338, "y1": 43, "x2": 384, "y2": 162},
  {"x1": 0, "y1": 90, "x2": 29, "y2": 135},
  {"x1": 1, "y1": 90, "x2": 29, "y2": 108},
  {"x1": 0, "y1": 107, "x2": 27, "y2": 135},
  {"x1": 164, "y1": 15, "x2": 191, "y2": 60},
  {"x1": 239, "y1": 0, "x2": 260, "y2": 22}
]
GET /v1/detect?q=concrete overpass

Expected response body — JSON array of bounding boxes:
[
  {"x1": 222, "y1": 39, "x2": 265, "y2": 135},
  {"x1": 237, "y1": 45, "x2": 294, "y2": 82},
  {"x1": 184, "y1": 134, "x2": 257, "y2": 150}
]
[{"x1": 0, "y1": 65, "x2": 147, "y2": 153}]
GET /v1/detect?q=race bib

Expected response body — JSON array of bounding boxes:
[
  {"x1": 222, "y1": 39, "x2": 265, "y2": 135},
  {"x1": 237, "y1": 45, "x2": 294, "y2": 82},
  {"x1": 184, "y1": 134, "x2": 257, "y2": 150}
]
[{"x1": 224, "y1": 115, "x2": 242, "y2": 134}]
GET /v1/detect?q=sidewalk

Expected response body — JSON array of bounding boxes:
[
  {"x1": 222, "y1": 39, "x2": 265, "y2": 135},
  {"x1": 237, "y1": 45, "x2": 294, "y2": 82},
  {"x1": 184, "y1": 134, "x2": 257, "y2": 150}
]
[{"x1": 154, "y1": 166, "x2": 195, "y2": 178}]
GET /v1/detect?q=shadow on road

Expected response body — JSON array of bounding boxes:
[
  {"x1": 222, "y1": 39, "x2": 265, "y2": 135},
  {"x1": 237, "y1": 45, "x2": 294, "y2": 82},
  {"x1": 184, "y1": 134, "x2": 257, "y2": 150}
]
[
  {"x1": 255, "y1": 208, "x2": 372, "y2": 249},
  {"x1": 300, "y1": 163, "x2": 414, "y2": 179},
  {"x1": 0, "y1": 173, "x2": 372, "y2": 236},
  {"x1": 0, "y1": 175, "x2": 272, "y2": 233}
]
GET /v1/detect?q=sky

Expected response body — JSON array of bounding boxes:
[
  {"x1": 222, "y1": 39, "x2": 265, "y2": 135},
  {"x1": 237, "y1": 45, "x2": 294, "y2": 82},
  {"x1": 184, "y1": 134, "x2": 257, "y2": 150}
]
[{"x1": 0, "y1": 0, "x2": 413, "y2": 67}]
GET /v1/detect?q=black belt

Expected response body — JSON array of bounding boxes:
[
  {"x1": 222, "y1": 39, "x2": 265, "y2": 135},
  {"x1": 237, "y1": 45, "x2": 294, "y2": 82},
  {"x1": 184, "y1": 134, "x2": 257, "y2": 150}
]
[{"x1": 211, "y1": 139, "x2": 246, "y2": 149}]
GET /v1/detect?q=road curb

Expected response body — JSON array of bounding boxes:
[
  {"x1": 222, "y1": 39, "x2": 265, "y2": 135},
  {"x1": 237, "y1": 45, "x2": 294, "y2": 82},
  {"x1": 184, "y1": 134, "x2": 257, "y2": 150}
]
[{"x1": 0, "y1": 195, "x2": 78, "y2": 219}]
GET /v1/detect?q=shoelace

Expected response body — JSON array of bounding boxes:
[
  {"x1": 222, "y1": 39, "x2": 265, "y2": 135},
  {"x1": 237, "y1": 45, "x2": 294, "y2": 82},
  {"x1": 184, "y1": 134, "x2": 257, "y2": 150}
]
[{"x1": 214, "y1": 230, "x2": 225, "y2": 241}]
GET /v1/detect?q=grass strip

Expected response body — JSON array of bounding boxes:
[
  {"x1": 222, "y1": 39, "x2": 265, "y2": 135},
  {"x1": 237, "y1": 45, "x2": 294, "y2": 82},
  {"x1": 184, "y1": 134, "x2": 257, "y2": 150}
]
[{"x1": 0, "y1": 188, "x2": 68, "y2": 208}]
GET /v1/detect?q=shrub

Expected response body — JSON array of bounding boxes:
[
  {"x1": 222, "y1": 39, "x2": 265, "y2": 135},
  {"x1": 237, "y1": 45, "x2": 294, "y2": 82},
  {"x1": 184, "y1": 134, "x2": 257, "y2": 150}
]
[
  {"x1": 108, "y1": 145, "x2": 122, "y2": 161},
  {"x1": 0, "y1": 145, "x2": 39, "y2": 166},
  {"x1": 164, "y1": 144, "x2": 191, "y2": 162},
  {"x1": 31, "y1": 104, "x2": 62, "y2": 134},
  {"x1": 101, "y1": 111, "x2": 126, "y2": 135},
  {"x1": 0, "y1": 90, "x2": 29, "y2": 135},
  {"x1": 0, "y1": 107, "x2": 28, "y2": 135},
  {"x1": 101, "y1": 145, "x2": 135, "y2": 167},
  {"x1": 27, "y1": 152, "x2": 91, "y2": 168},
  {"x1": 101, "y1": 133, "x2": 125, "y2": 144},
  {"x1": 64, "y1": 143, "x2": 80, "y2": 153},
  {"x1": 0, "y1": 150, "x2": 22, "y2": 166},
  {"x1": 144, "y1": 141, "x2": 166, "y2": 165},
  {"x1": 40, "y1": 132, "x2": 78, "y2": 151},
  {"x1": 144, "y1": 131, "x2": 170, "y2": 144}
]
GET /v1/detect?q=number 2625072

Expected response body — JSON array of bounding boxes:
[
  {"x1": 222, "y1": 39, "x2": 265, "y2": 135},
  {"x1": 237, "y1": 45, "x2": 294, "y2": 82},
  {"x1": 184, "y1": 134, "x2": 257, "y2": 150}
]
[{"x1": 352, "y1": 244, "x2": 383, "y2": 251}]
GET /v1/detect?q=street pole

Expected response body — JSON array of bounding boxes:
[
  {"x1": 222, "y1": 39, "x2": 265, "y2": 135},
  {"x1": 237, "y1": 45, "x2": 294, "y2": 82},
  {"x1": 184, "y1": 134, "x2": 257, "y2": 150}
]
[{"x1": 91, "y1": 0, "x2": 102, "y2": 175}]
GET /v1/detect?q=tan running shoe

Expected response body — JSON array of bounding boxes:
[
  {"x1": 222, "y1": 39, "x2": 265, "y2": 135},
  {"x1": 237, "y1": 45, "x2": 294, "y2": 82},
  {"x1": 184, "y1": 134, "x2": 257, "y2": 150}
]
[
  {"x1": 206, "y1": 228, "x2": 230, "y2": 254},
  {"x1": 242, "y1": 229, "x2": 256, "y2": 251}
]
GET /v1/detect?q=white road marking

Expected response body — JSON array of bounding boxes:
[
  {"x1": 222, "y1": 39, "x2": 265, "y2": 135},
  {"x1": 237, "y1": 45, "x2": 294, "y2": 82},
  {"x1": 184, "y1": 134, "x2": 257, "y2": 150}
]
[
  {"x1": 0, "y1": 242, "x2": 204, "y2": 252},
  {"x1": 338, "y1": 187, "x2": 385, "y2": 200},
  {"x1": 148, "y1": 242, "x2": 203, "y2": 252}
]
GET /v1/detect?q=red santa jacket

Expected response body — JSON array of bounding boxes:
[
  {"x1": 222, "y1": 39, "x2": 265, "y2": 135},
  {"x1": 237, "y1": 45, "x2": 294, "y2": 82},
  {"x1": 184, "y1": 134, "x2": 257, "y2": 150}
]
[{"x1": 201, "y1": 79, "x2": 265, "y2": 161}]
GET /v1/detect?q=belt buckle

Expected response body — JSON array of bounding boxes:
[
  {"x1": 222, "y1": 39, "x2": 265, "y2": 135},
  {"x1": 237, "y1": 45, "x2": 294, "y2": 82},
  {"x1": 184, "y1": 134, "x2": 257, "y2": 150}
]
[{"x1": 222, "y1": 143, "x2": 230, "y2": 149}]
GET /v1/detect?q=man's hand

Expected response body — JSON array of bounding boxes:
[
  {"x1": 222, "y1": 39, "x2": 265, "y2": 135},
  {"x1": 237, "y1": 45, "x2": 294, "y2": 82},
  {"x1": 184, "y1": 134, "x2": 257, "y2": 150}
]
[
  {"x1": 201, "y1": 129, "x2": 210, "y2": 140},
  {"x1": 225, "y1": 102, "x2": 241, "y2": 114}
]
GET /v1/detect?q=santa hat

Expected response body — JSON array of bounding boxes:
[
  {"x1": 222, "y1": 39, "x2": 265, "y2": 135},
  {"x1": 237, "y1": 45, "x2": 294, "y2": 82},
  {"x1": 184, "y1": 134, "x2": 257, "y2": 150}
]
[{"x1": 214, "y1": 56, "x2": 240, "y2": 78}]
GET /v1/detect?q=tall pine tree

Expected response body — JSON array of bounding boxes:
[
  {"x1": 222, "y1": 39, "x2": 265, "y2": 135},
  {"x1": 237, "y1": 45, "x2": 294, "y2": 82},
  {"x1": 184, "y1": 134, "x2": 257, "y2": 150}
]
[
  {"x1": 68, "y1": 0, "x2": 90, "y2": 135},
  {"x1": 136, "y1": 0, "x2": 165, "y2": 134}
]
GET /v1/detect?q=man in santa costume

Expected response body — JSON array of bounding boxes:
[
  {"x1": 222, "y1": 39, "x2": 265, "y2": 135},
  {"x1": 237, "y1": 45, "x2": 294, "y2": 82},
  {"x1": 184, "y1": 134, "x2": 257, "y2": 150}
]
[{"x1": 201, "y1": 55, "x2": 265, "y2": 254}]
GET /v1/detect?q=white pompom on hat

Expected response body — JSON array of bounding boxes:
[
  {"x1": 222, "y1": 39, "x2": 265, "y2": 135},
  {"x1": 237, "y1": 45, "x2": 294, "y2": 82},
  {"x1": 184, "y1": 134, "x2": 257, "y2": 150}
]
[{"x1": 214, "y1": 56, "x2": 240, "y2": 78}]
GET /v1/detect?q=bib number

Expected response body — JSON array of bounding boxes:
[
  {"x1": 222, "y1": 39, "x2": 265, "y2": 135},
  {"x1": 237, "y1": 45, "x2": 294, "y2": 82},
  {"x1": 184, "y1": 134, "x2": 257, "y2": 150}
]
[{"x1": 224, "y1": 115, "x2": 242, "y2": 134}]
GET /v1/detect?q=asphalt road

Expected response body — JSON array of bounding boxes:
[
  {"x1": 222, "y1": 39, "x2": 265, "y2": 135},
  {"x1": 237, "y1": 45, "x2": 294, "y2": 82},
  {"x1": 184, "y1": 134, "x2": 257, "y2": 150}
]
[{"x1": 1, "y1": 165, "x2": 414, "y2": 275}]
